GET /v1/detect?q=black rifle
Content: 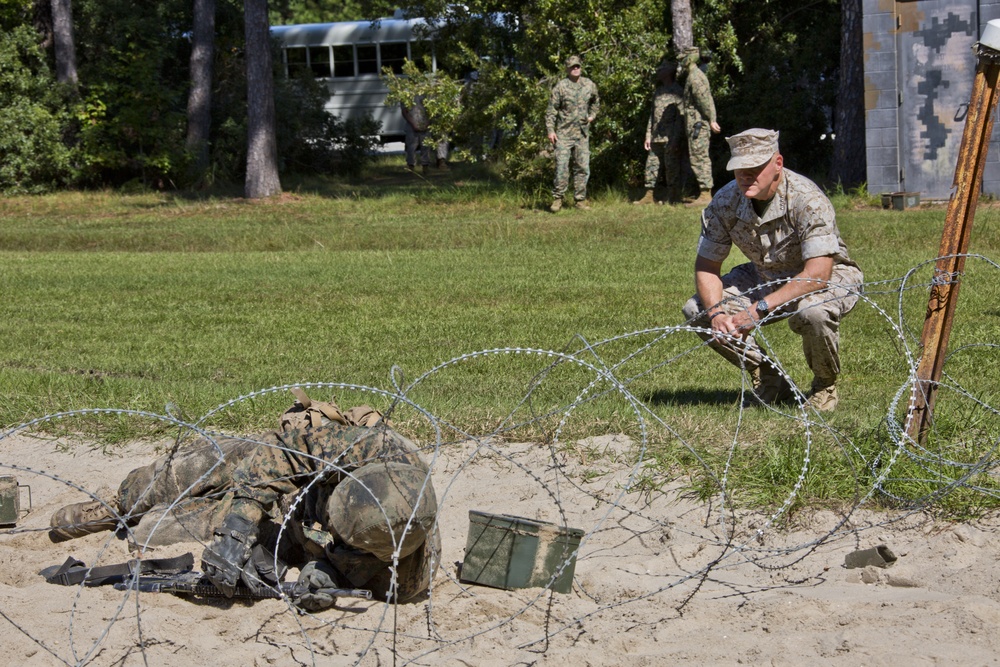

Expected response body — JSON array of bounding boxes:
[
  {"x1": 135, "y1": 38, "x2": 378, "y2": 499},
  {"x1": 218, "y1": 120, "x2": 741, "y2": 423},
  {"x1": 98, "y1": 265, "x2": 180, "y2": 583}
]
[{"x1": 114, "y1": 570, "x2": 372, "y2": 601}]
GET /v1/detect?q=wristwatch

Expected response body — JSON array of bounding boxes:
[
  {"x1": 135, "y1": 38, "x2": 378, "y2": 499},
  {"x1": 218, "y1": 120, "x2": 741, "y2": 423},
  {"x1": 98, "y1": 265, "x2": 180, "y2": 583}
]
[{"x1": 755, "y1": 299, "x2": 770, "y2": 318}]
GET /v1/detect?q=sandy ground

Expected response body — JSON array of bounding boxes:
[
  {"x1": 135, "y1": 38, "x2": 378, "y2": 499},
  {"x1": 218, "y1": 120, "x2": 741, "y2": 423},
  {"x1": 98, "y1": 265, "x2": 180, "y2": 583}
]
[{"x1": 2, "y1": 431, "x2": 1000, "y2": 667}]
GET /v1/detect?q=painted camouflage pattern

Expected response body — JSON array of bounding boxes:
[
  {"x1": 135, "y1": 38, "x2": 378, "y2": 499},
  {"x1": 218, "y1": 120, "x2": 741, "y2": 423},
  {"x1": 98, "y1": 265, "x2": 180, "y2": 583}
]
[
  {"x1": 679, "y1": 62, "x2": 717, "y2": 191},
  {"x1": 643, "y1": 82, "x2": 684, "y2": 191},
  {"x1": 116, "y1": 421, "x2": 437, "y2": 601},
  {"x1": 546, "y1": 76, "x2": 600, "y2": 201},
  {"x1": 681, "y1": 169, "x2": 864, "y2": 384}
]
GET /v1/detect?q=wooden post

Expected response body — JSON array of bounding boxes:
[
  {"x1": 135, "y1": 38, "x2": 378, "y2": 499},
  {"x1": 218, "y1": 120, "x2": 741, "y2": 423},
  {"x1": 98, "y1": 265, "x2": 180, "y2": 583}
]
[{"x1": 907, "y1": 34, "x2": 1000, "y2": 444}]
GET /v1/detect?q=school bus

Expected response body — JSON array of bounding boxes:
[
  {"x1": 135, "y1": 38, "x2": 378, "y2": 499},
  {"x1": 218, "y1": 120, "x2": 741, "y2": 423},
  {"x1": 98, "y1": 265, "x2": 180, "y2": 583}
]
[{"x1": 271, "y1": 15, "x2": 438, "y2": 143}]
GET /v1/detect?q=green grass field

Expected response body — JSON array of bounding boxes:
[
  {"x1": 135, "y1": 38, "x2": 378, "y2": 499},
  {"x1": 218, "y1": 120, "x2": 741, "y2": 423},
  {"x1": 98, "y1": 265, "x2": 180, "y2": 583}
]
[{"x1": 2, "y1": 159, "x2": 999, "y2": 514}]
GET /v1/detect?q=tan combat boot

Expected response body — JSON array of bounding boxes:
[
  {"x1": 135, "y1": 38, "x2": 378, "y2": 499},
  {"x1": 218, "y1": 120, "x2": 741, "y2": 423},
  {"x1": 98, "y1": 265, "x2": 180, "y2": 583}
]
[
  {"x1": 49, "y1": 496, "x2": 121, "y2": 542},
  {"x1": 574, "y1": 200, "x2": 592, "y2": 210},
  {"x1": 685, "y1": 189, "x2": 713, "y2": 208},
  {"x1": 550, "y1": 198, "x2": 563, "y2": 212},
  {"x1": 633, "y1": 189, "x2": 655, "y2": 205},
  {"x1": 805, "y1": 379, "x2": 838, "y2": 412},
  {"x1": 437, "y1": 158, "x2": 449, "y2": 170},
  {"x1": 743, "y1": 364, "x2": 794, "y2": 408}
]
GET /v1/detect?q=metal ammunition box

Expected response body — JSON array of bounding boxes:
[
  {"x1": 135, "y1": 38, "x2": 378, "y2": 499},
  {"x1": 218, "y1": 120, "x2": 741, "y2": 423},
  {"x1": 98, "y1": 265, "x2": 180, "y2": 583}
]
[
  {"x1": 881, "y1": 192, "x2": 920, "y2": 210},
  {"x1": 0, "y1": 476, "x2": 20, "y2": 526},
  {"x1": 460, "y1": 510, "x2": 583, "y2": 594}
]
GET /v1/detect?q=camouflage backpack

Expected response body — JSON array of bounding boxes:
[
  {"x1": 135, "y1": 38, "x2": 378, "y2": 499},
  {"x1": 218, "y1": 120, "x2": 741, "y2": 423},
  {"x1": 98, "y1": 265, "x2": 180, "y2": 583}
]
[{"x1": 279, "y1": 388, "x2": 387, "y2": 431}]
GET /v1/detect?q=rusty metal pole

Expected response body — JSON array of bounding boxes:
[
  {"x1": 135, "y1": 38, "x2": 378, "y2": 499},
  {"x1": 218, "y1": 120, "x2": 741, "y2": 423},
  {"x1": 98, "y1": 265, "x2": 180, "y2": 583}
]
[{"x1": 907, "y1": 22, "x2": 1000, "y2": 444}]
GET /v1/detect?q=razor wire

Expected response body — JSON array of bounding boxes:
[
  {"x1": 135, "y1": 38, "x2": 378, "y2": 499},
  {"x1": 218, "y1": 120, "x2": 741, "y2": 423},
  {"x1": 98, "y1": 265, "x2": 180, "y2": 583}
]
[{"x1": 0, "y1": 255, "x2": 998, "y2": 666}]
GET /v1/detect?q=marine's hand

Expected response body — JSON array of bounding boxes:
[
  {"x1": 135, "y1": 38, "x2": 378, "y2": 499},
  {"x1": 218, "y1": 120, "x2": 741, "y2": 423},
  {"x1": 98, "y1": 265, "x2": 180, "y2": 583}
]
[
  {"x1": 201, "y1": 514, "x2": 256, "y2": 598},
  {"x1": 548, "y1": 132, "x2": 558, "y2": 146},
  {"x1": 710, "y1": 121, "x2": 721, "y2": 134},
  {"x1": 710, "y1": 311, "x2": 755, "y2": 340},
  {"x1": 294, "y1": 560, "x2": 341, "y2": 612}
]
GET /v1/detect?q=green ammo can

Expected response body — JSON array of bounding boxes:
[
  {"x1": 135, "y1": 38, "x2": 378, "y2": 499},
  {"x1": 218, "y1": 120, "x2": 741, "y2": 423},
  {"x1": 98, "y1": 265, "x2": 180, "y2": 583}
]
[
  {"x1": 460, "y1": 510, "x2": 584, "y2": 593},
  {"x1": 0, "y1": 476, "x2": 21, "y2": 526}
]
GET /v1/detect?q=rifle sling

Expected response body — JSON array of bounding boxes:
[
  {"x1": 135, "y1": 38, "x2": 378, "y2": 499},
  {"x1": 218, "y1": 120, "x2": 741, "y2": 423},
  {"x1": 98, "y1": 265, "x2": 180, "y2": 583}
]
[{"x1": 41, "y1": 552, "x2": 195, "y2": 587}]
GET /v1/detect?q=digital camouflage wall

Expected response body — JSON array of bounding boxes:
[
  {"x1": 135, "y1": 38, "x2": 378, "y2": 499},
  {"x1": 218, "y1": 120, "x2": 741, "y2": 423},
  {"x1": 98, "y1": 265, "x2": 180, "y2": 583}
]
[{"x1": 864, "y1": 0, "x2": 1000, "y2": 199}]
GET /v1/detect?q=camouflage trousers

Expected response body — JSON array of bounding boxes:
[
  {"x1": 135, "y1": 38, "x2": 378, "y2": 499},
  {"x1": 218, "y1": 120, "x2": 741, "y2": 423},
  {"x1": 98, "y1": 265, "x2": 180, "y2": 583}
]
[
  {"x1": 404, "y1": 125, "x2": 448, "y2": 167},
  {"x1": 116, "y1": 433, "x2": 437, "y2": 601},
  {"x1": 552, "y1": 134, "x2": 590, "y2": 201},
  {"x1": 644, "y1": 140, "x2": 683, "y2": 192},
  {"x1": 681, "y1": 262, "x2": 865, "y2": 384},
  {"x1": 686, "y1": 121, "x2": 713, "y2": 191}
]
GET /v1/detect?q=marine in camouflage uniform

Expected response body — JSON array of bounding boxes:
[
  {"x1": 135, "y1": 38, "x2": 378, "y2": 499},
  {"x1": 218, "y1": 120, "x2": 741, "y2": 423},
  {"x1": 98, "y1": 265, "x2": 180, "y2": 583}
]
[
  {"x1": 49, "y1": 396, "x2": 438, "y2": 605},
  {"x1": 636, "y1": 63, "x2": 684, "y2": 205},
  {"x1": 545, "y1": 55, "x2": 600, "y2": 211},
  {"x1": 677, "y1": 47, "x2": 719, "y2": 206},
  {"x1": 401, "y1": 96, "x2": 449, "y2": 171},
  {"x1": 681, "y1": 129, "x2": 863, "y2": 411}
]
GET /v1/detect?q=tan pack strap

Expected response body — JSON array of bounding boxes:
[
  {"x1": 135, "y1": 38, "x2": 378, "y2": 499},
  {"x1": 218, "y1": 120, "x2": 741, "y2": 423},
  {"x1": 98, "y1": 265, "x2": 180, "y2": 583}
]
[{"x1": 290, "y1": 387, "x2": 312, "y2": 409}]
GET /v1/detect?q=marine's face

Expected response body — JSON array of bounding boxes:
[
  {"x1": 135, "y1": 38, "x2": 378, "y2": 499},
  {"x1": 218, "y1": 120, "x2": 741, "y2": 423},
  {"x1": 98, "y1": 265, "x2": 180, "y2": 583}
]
[
  {"x1": 567, "y1": 63, "x2": 582, "y2": 80},
  {"x1": 734, "y1": 153, "x2": 783, "y2": 200}
]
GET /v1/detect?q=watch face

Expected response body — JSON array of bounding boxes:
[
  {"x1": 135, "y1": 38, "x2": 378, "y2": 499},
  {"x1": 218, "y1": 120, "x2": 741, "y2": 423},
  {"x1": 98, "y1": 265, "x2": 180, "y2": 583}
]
[{"x1": 757, "y1": 300, "x2": 768, "y2": 314}]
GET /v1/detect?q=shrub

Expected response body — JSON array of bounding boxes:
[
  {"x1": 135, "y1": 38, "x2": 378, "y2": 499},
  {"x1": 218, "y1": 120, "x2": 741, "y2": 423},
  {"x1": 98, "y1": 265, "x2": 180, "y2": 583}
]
[{"x1": 0, "y1": 26, "x2": 77, "y2": 193}]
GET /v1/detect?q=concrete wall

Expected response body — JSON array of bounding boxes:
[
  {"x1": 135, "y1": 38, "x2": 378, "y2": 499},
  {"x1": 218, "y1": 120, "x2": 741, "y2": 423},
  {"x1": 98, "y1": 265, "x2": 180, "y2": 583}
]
[{"x1": 863, "y1": 0, "x2": 1000, "y2": 199}]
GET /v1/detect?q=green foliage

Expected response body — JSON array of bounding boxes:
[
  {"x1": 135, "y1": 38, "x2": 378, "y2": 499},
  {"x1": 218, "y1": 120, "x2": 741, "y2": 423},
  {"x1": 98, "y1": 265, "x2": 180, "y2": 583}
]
[
  {"x1": 270, "y1": 0, "x2": 371, "y2": 25},
  {"x1": 0, "y1": 25, "x2": 76, "y2": 194},
  {"x1": 0, "y1": 0, "x2": 31, "y2": 31},
  {"x1": 382, "y1": 57, "x2": 464, "y2": 150},
  {"x1": 66, "y1": 0, "x2": 197, "y2": 187},
  {"x1": 379, "y1": 0, "x2": 841, "y2": 189},
  {"x1": 698, "y1": 0, "x2": 841, "y2": 184},
  {"x1": 393, "y1": 0, "x2": 671, "y2": 189}
]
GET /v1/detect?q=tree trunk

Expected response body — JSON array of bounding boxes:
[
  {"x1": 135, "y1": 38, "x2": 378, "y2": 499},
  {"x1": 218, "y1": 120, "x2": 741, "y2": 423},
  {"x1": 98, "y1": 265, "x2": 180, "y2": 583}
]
[
  {"x1": 832, "y1": 0, "x2": 865, "y2": 187},
  {"x1": 50, "y1": 0, "x2": 78, "y2": 87},
  {"x1": 186, "y1": 0, "x2": 216, "y2": 180},
  {"x1": 671, "y1": 0, "x2": 693, "y2": 53},
  {"x1": 244, "y1": 0, "x2": 282, "y2": 199}
]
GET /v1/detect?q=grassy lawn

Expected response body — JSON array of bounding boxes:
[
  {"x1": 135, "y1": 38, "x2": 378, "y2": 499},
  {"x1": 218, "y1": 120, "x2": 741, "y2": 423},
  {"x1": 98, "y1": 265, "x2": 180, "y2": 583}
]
[{"x1": 2, "y1": 158, "x2": 999, "y2": 514}]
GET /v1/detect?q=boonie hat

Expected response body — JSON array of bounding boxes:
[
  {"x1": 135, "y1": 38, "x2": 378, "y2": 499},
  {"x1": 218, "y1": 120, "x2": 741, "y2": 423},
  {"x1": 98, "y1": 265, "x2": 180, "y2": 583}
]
[
  {"x1": 565, "y1": 55, "x2": 582, "y2": 68},
  {"x1": 725, "y1": 128, "x2": 780, "y2": 170}
]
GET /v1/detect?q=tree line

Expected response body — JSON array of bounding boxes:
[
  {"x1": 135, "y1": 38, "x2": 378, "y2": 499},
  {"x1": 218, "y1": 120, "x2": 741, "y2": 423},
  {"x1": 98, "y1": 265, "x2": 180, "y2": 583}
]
[{"x1": 0, "y1": 0, "x2": 862, "y2": 197}]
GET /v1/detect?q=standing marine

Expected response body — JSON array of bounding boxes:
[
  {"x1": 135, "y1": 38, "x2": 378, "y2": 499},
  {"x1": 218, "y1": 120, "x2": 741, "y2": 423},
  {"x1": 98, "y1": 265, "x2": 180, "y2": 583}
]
[
  {"x1": 677, "y1": 46, "x2": 721, "y2": 208},
  {"x1": 635, "y1": 61, "x2": 684, "y2": 205},
  {"x1": 546, "y1": 54, "x2": 601, "y2": 212}
]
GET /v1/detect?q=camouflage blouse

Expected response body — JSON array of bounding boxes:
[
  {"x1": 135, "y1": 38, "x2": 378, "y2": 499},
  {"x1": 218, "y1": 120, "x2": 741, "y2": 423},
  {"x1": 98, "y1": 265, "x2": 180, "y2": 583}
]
[{"x1": 697, "y1": 168, "x2": 859, "y2": 283}]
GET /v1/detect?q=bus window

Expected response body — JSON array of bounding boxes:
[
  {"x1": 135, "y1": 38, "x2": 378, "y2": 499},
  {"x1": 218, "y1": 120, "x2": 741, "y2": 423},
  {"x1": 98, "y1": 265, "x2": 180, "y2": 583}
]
[
  {"x1": 380, "y1": 42, "x2": 408, "y2": 74},
  {"x1": 410, "y1": 40, "x2": 433, "y2": 70},
  {"x1": 309, "y1": 46, "x2": 331, "y2": 78},
  {"x1": 285, "y1": 46, "x2": 308, "y2": 78},
  {"x1": 332, "y1": 45, "x2": 354, "y2": 78},
  {"x1": 356, "y1": 44, "x2": 378, "y2": 75}
]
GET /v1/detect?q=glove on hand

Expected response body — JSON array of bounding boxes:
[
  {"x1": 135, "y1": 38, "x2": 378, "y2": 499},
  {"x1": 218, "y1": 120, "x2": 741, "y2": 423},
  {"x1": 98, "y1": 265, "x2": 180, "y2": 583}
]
[
  {"x1": 294, "y1": 560, "x2": 341, "y2": 612},
  {"x1": 201, "y1": 514, "x2": 257, "y2": 598}
]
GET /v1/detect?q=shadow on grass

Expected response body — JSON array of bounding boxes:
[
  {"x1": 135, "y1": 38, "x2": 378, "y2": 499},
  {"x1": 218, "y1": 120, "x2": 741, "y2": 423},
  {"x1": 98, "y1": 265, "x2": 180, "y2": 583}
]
[{"x1": 642, "y1": 387, "x2": 740, "y2": 408}]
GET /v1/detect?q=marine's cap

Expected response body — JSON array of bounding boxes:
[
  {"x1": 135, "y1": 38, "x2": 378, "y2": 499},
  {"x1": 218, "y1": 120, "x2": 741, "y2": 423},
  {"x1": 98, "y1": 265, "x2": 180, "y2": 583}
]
[
  {"x1": 725, "y1": 128, "x2": 780, "y2": 171},
  {"x1": 565, "y1": 55, "x2": 582, "y2": 68}
]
